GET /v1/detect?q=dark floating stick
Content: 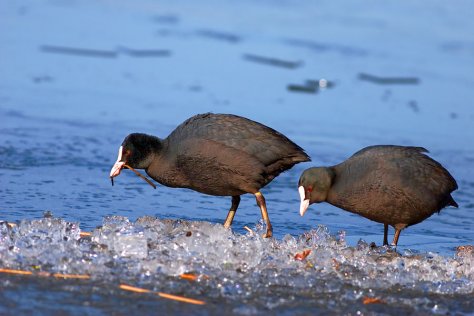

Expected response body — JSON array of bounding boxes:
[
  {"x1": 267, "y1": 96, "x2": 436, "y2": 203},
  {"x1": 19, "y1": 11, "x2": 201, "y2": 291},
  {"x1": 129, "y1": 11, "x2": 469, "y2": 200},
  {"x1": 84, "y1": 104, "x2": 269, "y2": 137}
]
[
  {"x1": 119, "y1": 46, "x2": 172, "y2": 57},
  {"x1": 153, "y1": 14, "x2": 180, "y2": 25},
  {"x1": 287, "y1": 84, "x2": 318, "y2": 94},
  {"x1": 196, "y1": 29, "x2": 241, "y2": 43},
  {"x1": 124, "y1": 164, "x2": 157, "y2": 189},
  {"x1": 40, "y1": 45, "x2": 172, "y2": 59},
  {"x1": 358, "y1": 73, "x2": 420, "y2": 85},
  {"x1": 40, "y1": 45, "x2": 117, "y2": 58},
  {"x1": 284, "y1": 38, "x2": 368, "y2": 57},
  {"x1": 243, "y1": 53, "x2": 302, "y2": 69},
  {"x1": 287, "y1": 79, "x2": 334, "y2": 94}
]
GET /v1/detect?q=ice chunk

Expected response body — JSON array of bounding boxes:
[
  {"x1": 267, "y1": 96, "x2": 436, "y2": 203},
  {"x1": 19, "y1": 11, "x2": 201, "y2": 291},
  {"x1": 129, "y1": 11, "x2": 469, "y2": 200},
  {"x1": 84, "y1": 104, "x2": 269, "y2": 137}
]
[
  {"x1": 91, "y1": 216, "x2": 147, "y2": 259},
  {"x1": 0, "y1": 214, "x2": 472, "y2": 313}
]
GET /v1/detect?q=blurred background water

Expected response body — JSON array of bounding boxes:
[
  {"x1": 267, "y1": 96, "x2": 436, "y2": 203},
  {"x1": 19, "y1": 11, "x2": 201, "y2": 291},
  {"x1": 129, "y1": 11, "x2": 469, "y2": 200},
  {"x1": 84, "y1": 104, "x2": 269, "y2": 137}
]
[{"x1": 0, "y1": 0, "x2": 473, "y2": 314}]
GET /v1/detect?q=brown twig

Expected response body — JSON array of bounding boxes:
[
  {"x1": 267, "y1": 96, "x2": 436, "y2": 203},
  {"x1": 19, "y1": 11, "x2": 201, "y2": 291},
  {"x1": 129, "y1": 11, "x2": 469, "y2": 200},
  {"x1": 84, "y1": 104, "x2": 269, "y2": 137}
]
[
  {"x1": 52, "y1": 273, "x2": 90, "y2": 279},
  {"x1": 363, "y1": 297, "x2": 386, "y2": 304},
  {"x1": 180, "y1": 273, "x2": 198, "y2": 281},
  {"x1": 80, "y1": 232, "x2": 92, "y2": 238},
  {"x1": 0, "y1": 268, "x2": 33, "y2": 275},
  {"x1": 120, "y1": 284, "x2": 206, "y2": 305},
  {"x1": 243, "y1": 226, "x2": 254, "y2": 234},
  {"x1": 0, "y1": 268, "x2": 90, "y2": 280},
  {"x1": 157, "y1": 292, "x2": 206, "y2": 305},
  {"x1": 294, "y1": 249, "x2": 311, "y2": 261},
  {"x1": 124, "y1": 164, "x2": 157, "y2": 189},
  {"x1": 0, "y1": 268, "x2": 203, "y2": 305},
  {"x1": 119, "y1": 284, "x2": 152, "y2": 293}
]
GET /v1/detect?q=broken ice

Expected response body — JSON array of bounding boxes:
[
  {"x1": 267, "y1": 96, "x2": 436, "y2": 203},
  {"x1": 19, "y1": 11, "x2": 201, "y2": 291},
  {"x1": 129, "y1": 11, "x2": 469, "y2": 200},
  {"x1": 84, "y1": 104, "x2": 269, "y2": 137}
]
[{"x1": 0, "y1": 214, "x2": 472, "y2": 313}]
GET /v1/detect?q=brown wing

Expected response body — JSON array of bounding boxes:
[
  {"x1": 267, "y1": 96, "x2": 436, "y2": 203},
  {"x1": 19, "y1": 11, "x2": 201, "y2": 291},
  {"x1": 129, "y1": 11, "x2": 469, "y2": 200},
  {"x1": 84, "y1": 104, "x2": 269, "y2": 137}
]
[
  {"x1": 174, "y1": 138, "x2": 266, "y2": 195},
  {"x1": 349, "y1": 145, "x2": 457, "y2": 197},
  {"x1": 329, "y1": 145, "x2": 457, "y2": 225},
  {"x1": 167, "y1": 113, "x2": 310, "y2": 179}
]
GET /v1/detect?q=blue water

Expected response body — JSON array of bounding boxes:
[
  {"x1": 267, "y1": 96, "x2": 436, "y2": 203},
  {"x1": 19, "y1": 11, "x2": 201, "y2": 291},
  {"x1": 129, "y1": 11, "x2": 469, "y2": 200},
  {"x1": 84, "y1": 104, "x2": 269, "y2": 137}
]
[{"x1": 1, "y1": 0, "x2": 473, "y2": 314}]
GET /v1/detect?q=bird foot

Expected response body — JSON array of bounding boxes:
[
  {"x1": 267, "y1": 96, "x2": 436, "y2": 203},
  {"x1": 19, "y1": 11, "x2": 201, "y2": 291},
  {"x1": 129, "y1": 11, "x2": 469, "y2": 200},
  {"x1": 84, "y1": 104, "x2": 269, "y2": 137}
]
[{"x1": 262, "y1": 230, "x2": 273, "y2": 238}]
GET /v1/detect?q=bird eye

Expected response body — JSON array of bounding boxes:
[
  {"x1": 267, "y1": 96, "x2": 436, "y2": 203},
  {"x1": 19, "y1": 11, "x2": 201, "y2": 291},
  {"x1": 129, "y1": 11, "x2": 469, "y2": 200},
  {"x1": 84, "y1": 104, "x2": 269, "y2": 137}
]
[{"x1": 307, "y1": 186, "x2": 313, "y2": 192}]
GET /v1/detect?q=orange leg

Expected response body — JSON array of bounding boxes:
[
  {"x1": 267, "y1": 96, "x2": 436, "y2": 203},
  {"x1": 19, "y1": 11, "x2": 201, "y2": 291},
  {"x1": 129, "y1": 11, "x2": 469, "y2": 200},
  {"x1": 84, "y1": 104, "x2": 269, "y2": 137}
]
[
  {"x1": 392, "y1": 228, "x2": 402, "y2": 247},
  {"x1": 255, "y1": 192, "x2": 273, "y2": 238},
  {"x1": 223, "y1": 196, "x2": 240, "y2": 229}
]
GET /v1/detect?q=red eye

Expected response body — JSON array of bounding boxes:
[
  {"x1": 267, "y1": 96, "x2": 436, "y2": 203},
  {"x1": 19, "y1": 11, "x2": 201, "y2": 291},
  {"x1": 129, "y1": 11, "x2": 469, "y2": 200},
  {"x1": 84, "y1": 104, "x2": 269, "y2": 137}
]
[{"x1": 307, "y1": 186, "x2": 313, "y2": 192}]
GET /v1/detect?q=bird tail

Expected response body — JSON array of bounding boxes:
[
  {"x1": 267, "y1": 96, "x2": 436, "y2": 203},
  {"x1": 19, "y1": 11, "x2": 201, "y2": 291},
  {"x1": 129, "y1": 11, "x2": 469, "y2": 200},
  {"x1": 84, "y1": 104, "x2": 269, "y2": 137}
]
[{"x1": 447, "y1": 195, "x2": 458, "y2": 208}]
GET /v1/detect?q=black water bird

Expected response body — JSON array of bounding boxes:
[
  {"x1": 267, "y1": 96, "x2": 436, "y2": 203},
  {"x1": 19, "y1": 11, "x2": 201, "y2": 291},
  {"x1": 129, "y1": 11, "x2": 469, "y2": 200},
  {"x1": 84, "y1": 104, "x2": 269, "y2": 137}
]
[
  {"x1": 298, "y1": 145, "x2": 458, "y2": 246},
  {"x1": 110, "y1": 113, "x2": 310, "y2": 237}
]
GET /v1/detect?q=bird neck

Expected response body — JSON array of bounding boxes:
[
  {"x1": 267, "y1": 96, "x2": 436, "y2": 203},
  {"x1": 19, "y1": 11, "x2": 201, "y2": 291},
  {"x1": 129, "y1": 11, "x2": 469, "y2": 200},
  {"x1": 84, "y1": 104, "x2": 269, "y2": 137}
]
[{"x1": 134, "y1": 135, "x2": 164, "y2": 169}]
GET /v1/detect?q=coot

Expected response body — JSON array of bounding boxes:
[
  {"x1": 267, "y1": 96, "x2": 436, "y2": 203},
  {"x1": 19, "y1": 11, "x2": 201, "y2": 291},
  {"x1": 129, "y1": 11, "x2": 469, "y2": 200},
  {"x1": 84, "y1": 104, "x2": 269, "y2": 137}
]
[
  {"x1": 110, "y1": 113, "x2": 310, "y2": 237},
  {"x1": 298, "y1": 145, "x2": 458, "y2": 246}
]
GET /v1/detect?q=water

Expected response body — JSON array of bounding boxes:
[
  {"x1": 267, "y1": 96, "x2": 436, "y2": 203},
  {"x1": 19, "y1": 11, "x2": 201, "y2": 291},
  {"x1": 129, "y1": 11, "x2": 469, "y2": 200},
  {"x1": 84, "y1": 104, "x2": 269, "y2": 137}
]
[{"x1": 1, "y1": 0, "x2": 473, "y2": 314}]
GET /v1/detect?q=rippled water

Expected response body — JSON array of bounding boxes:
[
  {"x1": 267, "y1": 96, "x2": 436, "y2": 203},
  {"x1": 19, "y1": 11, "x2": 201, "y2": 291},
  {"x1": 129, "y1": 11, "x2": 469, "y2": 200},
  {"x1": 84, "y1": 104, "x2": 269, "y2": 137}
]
[{"x1": 1, "y1": 0, "x2": 473, "y2": 314}]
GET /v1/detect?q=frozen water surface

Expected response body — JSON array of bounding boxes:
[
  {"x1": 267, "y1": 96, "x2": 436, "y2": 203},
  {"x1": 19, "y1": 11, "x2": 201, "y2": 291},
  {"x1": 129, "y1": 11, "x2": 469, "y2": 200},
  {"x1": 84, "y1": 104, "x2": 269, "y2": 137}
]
[
  {"x1": 1, "y1": 0, "x2": 473, "y2": 314},
  {"x1": 0, "y1": 215, "x2": 473, "y2": 315}
]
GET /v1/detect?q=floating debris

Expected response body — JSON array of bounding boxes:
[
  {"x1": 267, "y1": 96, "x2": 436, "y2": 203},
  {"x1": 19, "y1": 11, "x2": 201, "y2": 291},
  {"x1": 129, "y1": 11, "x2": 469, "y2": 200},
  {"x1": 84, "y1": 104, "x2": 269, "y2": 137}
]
[
  {"x1": 243, "y1": 54, "x2": 302, "y2": 69},
  {"x1": 180, "y1": 273, "x2": 199, "y2": 281},
  {"x1": 152, "y1": 14, "x2": 180, "y2": 25},
  {"x1": 294, "y1": 249, "x2": 311, "y2": 261},
  {"x1": 157, "y1": 291, "x2": 206, "y2": 305},
  {"x1": 0, "y1": 268, "x2": 33, "y2": 275},
  {"x1": 407, "y1": 100, "x2": 420, "y2": 113},
  {"x1": 40, "y1": 45, "x2": 172, "y2": 58},
  {"x1": 118, "y1": 47, "x2": 172, "y2": 57},
  {"x1": 456, "y1": 245, "x2": 474, "y2": 257},
  {"x1": 284, "y1": 38, "x2": 368, "y2": 57},
  {"x1": 79, "y1": 231, "x2": 92, "y2": 238},
  {"x1": 119, "y1": 284, "x2": 206, "y2": 305},
  {"x1": 243, "y1": 226, "x2": 254, "y2": 234},
  {"x1": 40, "y1": 45, "x2": 117, "y2": 58},
  {"x1": 358, "y1": 73, "x2": 420, "y2": 85},
  {"x1": 32, "y1": 75, "x2": 54, "y2": 84},
  {"x1": 51, "y1": 273, "x2": 90, "y2": 279},
  {"x1": 179, "y1": 273, "x2": 209, "y2": 281},
  {"x1": 287, "y1": 84, "x2": 318, "y2": 93},
  {"x1": 287, "y1": 79, "x2": 334, "y2": 94},
  {"x1": 196, "y1": 29, "x2": 241, "y2": 43},
  {"x1": 363, "y1": 297, "x2": 386, "y2": 305},
  {"x1": 119, "y1": 284, "x2": 151, "y2": 293},
  {"x1": 0, "y1": 268, "x2": 204, "y2": 305},
  {"x1": 0, "y1": 268, "x2": 91, "y2": 279}
]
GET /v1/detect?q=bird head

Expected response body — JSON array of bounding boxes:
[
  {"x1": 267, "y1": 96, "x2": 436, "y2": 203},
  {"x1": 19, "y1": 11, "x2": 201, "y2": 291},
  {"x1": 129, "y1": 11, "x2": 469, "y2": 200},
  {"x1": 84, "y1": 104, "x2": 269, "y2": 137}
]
[
  {"x1": 298, "y1": 167, "x2": 334, "y2": 216},
  {"x1": 109, "y1": 133, "x2": 160, "y2": 179}
]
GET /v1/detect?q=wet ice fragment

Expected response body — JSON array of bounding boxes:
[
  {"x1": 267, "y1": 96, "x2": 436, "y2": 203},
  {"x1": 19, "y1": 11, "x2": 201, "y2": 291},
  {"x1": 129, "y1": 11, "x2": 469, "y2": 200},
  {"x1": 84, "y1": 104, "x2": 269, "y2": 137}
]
[{"x1": 0, "y1": 214, "x2": 472, "y2": 304}]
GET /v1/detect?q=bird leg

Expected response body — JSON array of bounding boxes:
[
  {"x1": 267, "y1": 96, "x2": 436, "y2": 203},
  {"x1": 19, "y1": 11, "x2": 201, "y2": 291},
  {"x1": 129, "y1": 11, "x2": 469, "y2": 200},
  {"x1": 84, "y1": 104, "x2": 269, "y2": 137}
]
[
  {"x1": 223, "y1": 196, "x2": 241, "y2": 229},
  {"x1": 255, "y1": 192, "x2": 273, "y2": 238},
  {"x1": 391, "y1": 228, "x2": 401, "y2": 247},
  {"x1": 383, "y1": 224, "x2": 389, "y2": 246}
]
